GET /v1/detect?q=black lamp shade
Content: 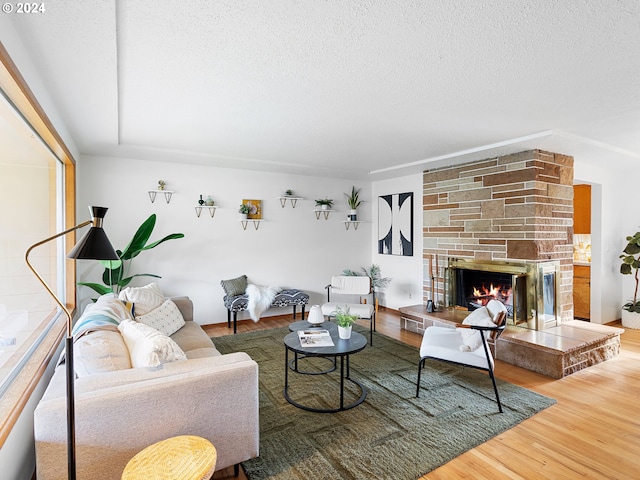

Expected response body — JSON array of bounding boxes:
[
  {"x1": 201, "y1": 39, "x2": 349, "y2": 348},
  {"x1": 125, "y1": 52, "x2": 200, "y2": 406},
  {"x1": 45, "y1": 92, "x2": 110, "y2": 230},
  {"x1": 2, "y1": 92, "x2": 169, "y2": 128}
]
[
  {"x1": 67, "y1": 227, "x2": 118, "y2": 260},
  {"x1": 67, "y1": 206, "x2": 119, "y2": 260}
]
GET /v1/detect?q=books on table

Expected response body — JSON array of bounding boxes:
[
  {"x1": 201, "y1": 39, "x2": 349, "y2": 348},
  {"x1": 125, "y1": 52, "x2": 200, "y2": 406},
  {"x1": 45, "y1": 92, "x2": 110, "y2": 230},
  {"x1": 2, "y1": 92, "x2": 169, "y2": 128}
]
[{"x1": 297, "y1": 329, "x2": 334, "y2": 347}]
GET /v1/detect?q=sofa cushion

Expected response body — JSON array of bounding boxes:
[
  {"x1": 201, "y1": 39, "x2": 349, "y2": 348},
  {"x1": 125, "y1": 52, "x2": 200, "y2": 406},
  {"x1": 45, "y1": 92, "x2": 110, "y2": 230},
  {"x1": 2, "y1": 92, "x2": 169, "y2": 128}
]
[
  {"x1": 171, "y1": 321, "x2": 219, "y2": 354},
  {"x1": 136, "y1": 299, "x2": 185, "y2": 336},
  {"x1": 118, "y1": 319, "x2": 187, "y2": 368},
  {"x1": 74, "y1": 330, "x2": 132, "y2": 377},
  {"x1": 220, "y1": 275, "x2": 248, "y2": 297},
  {"x1": 119, "y1": 283, "x2": 165, "y2": 316}
]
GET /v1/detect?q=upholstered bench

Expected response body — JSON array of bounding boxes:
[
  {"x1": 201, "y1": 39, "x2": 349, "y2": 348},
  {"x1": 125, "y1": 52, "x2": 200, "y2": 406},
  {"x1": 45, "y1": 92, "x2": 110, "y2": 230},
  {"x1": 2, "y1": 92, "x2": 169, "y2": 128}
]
[{"x1": 221, "y1": 276, "x2": 310, "y2": 333}]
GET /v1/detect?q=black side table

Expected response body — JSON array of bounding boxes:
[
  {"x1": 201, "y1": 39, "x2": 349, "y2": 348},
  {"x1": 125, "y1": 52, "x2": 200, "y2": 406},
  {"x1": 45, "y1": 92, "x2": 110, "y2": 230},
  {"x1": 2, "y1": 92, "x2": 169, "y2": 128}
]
[{"x1": 283, "y1": 329, "x2": 367, "y2": 413}]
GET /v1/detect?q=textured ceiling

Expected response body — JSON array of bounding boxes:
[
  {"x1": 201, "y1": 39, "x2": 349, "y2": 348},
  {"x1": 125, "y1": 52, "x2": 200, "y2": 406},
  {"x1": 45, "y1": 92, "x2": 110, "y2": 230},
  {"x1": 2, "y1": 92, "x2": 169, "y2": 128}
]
[{"x1": 6, "y1": 0, "x2": 640, "y2": 179}]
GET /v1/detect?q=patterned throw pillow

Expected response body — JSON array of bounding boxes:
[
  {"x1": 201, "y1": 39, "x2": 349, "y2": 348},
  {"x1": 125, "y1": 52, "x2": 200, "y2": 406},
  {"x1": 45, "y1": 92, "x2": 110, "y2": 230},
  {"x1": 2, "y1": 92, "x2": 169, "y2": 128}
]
[
  {"x1": 118, "y1": 319, "x2": 187, "y2": 368},
  {"x1": 136, "y1": 299, "x2": 185, "y2": 336},
  {"x1": 220, "y1": 275, "x2": 248, "y2": 297},
  {"x1": 118, "y1": 283, "x2": 165, "y2": 316}
]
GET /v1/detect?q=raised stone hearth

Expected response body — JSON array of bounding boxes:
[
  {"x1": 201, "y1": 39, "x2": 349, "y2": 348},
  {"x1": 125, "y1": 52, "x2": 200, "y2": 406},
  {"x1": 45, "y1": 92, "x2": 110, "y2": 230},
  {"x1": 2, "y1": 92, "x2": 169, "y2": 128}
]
[{"x1": 399, "y1": 305, "x2": 623, "y2": 379}]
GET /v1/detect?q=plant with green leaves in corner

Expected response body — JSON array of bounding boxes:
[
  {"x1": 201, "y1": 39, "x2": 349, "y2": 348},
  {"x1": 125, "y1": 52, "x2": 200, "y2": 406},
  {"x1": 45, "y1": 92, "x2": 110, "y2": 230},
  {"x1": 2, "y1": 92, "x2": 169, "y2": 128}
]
[
  {"x1": 77, "y1": 214, "x2": 184, "y2": 296},
  {"x1": 620, "y1": 230, "x2": 640, "y2": 312}
]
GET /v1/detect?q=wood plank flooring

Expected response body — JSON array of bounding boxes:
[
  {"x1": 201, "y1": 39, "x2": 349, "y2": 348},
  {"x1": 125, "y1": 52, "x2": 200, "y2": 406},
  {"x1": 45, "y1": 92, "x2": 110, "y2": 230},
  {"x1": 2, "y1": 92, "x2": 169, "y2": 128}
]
[{"x1": 203, "y1": 310, "x2": 640, "y2": 480}]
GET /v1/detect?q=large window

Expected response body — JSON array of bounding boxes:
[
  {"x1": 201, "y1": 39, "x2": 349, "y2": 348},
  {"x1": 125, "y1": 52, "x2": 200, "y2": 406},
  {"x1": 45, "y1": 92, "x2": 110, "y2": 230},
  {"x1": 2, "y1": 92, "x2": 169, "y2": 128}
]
[
  {"x1": 0, "y1": 43, "x2": 76, "y2": 445},
  {"x1": 0, "y1": 91, "x2": 64, "y2": 396}
]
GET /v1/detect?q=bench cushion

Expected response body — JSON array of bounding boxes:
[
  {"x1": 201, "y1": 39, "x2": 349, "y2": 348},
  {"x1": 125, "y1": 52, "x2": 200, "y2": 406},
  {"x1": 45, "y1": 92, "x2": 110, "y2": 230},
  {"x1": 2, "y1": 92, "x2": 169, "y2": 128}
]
[{"x1": 224, "y1": 289, "x2": 309, "y2": 312}]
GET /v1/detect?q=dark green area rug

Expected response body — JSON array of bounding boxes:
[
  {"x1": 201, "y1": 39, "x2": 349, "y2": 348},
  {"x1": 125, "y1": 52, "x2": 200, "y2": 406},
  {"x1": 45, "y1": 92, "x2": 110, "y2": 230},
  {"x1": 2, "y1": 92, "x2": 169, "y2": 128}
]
[{"x1": 214, "y1": 326, "x2": 556, "y2": 480}]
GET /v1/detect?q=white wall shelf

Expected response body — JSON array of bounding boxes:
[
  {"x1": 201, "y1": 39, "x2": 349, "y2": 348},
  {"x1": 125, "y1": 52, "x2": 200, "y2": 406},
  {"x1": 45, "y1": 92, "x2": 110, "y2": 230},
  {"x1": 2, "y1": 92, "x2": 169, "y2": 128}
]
[
  {"x1": 148, "y1": 190, "x2": 174, "y2": 204},
  {"x1": 277, "y1": 196, "x2": 304, "y2": 208},
  {"x1": 195, "y1": 206, "x2": 217, "y2": 218},
  {"x1": 314, "y1": 209, "x2": 335, "y2": 220}
]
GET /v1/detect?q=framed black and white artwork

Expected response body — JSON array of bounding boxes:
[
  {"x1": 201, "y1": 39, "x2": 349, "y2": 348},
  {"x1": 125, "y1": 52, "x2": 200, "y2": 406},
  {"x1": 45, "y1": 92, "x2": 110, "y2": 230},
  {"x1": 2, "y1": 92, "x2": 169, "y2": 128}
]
[{"x1": 378, "y1": 192, "x2": 413, "y2": 256}]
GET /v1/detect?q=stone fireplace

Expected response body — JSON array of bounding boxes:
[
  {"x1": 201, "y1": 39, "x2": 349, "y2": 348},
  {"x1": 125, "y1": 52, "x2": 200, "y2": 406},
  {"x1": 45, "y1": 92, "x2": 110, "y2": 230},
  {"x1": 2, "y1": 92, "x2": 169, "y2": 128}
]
[{"x1": 423, "y1": 150, "x2": 574, "y2": 329}]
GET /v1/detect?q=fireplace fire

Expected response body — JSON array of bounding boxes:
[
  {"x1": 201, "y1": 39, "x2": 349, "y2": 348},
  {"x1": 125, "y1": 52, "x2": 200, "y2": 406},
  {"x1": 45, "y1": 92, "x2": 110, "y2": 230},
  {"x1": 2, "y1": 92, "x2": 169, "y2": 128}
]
[{"x1": 446, "y1": 258, "x2": 560, "y2": 330}]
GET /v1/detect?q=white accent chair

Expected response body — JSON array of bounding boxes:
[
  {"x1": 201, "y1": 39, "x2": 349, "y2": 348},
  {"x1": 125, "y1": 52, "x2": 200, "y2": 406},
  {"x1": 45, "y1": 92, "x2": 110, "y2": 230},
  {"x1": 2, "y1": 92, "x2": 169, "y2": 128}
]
[
  {"x1": 416, "y1": 307, "x2": 507, "y2": 412},
  {"x1": 322, "y1": 276, "x2": 375, "y2": 345}
]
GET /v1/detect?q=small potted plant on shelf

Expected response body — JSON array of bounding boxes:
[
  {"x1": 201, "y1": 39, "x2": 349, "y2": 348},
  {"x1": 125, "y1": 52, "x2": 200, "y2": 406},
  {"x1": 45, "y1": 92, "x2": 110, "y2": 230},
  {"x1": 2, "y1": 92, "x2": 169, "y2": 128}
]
[
  {"x1": 284, "y1": 189, "x2": 293, "y2": 196},
  {"x1": 620, "y1": 229, "x2": 640, "y2": 328},
  {"x1": 315, "y1": 198, "x2": 333, "y2": 211},
  {"x1": 334, "y1": 306, "x2": 358, "y2": 339},
  {"x1": 345, "y1": 185, "x2": 362, "y2": 221},
  {"x1": 239, "y1": 203, "x2": 251, "y2": 219}
]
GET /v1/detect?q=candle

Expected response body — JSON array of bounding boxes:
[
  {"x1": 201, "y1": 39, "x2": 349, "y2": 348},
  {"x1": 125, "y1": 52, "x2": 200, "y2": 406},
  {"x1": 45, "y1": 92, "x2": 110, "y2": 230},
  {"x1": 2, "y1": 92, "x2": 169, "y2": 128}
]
[
  {"x1": 435, "y1": 254, "x2": 439, "y2": 276},
  {"x1": 428, "y1": 254, "x2": 432, "y2": 277}
]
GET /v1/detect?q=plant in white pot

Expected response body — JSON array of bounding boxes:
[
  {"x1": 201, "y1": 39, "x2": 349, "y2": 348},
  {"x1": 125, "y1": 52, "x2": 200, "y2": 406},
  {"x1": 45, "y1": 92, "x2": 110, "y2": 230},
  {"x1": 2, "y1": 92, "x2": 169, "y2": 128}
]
[
  {"x1": 334, "y1": 306, "x2": 359, "y2": 339},
  {"x1": 239, "y1": 203, "x2": 251, "y2": 219},
  {"x1": 345, "y1": 185, "x2": 362, "y2": 221},
  {"x1": 315, "y1": 198, "x2": 333, "y2": 211},
  {"x1": 620, "y1": 230, "x2": 640, "y2": 328}
]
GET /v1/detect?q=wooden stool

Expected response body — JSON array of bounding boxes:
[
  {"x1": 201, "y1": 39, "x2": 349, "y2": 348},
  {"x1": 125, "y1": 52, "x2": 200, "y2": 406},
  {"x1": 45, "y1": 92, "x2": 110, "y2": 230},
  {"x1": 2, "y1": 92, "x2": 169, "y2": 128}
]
[{"x1": 122, "y1": 435, "x2": 217, "y2": 480}]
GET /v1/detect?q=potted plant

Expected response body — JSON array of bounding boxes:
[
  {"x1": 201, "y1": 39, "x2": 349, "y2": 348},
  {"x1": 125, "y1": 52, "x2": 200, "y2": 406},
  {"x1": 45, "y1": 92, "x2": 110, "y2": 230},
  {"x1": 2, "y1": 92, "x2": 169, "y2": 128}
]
[
  {"x1": 334, "y1": 306, "x2": 359, "y2": 339},
  {"x1": 284, "y1": 189, "x2": 293, "y2": 197},
  {"x1": 620, "y1": 230, "x2": 640, "y2": 328},
  {"x1": 345, "y1": 186, "x2": 362, "y2": 220},
  {"x1": 315, "y1": 198, "x2": 333, "y2": 211},
  {"x1": 343, "y1": 264, "x2": 391, "y2": 292},
  {"x1": 77, "y1": 214, "x2": 184, "y2": 297},
  {"x1": 239, "y1": 203, "x2": 251, "y2": 219}
]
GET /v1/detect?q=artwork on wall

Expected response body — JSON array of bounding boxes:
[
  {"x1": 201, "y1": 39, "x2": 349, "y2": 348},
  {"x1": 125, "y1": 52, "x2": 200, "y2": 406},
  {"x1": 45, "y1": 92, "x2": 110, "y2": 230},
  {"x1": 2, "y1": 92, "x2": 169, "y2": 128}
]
[
  {"x1": 242, "y1": 199, "x2": 263, "y2": 219},
  {"x1": 378, "y1": 192, "x2": 413, "y2": 256}
]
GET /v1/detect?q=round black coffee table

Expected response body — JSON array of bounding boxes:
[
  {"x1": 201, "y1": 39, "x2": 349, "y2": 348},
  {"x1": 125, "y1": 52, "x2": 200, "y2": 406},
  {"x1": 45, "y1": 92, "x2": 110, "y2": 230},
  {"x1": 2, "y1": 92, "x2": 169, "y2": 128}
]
[{"x1": 283, "y1": 329, "x2": 367, "y2": 413}]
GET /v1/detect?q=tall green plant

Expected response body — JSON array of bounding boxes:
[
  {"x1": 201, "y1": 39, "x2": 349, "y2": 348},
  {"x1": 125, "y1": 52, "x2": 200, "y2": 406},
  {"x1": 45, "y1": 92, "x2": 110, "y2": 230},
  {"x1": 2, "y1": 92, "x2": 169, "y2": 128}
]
[
  {"x1": 343, "y1": 264, "x2": 391, "y2": 291},
  {"x1": 620, "y1": 230, "x2": 640, "y2": 312},
  {"x1": 345, "y1": 185, "x2": 362, "y2": 209},
  {"x1": 78, "y1": 214, "x2": 184, "y2": 296}
]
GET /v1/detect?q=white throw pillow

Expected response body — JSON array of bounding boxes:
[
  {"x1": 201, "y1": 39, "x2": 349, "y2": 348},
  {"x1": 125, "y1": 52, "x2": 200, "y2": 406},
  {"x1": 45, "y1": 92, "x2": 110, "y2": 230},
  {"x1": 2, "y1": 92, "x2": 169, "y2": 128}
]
[
  {"x1": 136, "y1": 299, "x2": 185, "y2": 336},
  {"x1": 118, "y1": 319, "x2": 187, "y2": 368},
  {"x1": 486, "y1": 299, "x2": 508, "y2": 323},
  {"x1": 118, "y1": 283, "x2": 164, "y2": 316},
  {"x1": 457, "y1": 307, "x2": 496, "y2": 352}
]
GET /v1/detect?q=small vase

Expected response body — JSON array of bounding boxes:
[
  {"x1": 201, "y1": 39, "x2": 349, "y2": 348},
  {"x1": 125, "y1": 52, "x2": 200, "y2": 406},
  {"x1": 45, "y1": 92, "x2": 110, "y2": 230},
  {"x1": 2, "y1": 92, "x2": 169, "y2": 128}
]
[
  {"x1": 349, "y1": 209, "x2": 357, "y2": 221},
  {"x1": 338, "y1": 325, "x2": 352, "y2": 339},
  {"x1": 205, "y1": 196, "x2": 215, "y2": 206},
  {"x1": 198, "y1": 195, "x2": 205, "y2": 206},
  {"x1": 307, "y1": 305, "x2": 324, "y2": 325}
]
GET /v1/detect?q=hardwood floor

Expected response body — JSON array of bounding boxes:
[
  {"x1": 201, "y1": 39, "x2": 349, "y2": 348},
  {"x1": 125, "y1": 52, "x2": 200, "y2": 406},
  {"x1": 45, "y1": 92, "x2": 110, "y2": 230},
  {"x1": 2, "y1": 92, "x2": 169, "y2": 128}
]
[{"x1": 204, "y1": 310, "x2": 640, "y2": 479}]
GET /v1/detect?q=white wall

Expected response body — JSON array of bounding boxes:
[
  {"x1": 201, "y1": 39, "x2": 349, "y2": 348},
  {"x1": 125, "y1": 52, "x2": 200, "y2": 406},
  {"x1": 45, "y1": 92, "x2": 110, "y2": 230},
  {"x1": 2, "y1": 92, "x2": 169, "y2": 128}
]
[
  {"x1": 371, "y1": 174, "x2": 424, "y2": 309},
  {"x1": 574, "y1": 159, "x2": 624, "y2": 324},
  {"x1": 76, "y1": 155, "x2": 373, "y2": 324}
]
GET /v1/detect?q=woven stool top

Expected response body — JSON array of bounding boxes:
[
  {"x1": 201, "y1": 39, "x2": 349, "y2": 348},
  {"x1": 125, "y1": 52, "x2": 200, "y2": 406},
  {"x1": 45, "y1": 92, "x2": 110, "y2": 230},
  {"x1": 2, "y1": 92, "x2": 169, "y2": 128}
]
[{"x1": 122, "y1": 435, "x2": 217, "y2": 480}]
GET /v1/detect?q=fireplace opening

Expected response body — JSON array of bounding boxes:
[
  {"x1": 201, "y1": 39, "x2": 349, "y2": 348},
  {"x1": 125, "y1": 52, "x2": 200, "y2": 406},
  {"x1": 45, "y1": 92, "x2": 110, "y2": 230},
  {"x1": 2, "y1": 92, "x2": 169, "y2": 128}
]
[
  {"x1": 445, "y1": 258, "x2": 560, "y2": 330},
  {"x1": 455, "y1": 269, "x2": 514, "y2": 316}
]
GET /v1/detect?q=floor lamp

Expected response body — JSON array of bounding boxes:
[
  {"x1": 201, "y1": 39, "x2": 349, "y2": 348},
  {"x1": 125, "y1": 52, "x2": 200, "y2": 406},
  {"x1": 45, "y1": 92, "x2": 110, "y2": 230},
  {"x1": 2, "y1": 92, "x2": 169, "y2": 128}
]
[{"x1": 25, "y1": 206, "x2": 118, "y2": 480}]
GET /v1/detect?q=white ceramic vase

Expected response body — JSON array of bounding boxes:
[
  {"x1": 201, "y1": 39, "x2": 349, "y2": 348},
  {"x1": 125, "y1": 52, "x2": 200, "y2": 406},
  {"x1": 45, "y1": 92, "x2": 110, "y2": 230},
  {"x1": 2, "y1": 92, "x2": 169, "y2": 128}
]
[
  {"x1": 621, "y1": 309, "x2": 640, "y2": 329},
  {"x1": 338, "y1": 325, "x2": 352, "y2": 339},
  {"x1": 307, "y1": 305, "x2": 324, "y2": 326}
]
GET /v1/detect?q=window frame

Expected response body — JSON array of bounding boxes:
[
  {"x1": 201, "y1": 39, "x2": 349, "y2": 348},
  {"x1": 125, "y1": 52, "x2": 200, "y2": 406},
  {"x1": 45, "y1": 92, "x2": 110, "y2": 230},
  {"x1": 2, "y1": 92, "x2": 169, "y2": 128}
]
[{"x1": 0, "y1": 42, "x2": 77, "y2": 446}]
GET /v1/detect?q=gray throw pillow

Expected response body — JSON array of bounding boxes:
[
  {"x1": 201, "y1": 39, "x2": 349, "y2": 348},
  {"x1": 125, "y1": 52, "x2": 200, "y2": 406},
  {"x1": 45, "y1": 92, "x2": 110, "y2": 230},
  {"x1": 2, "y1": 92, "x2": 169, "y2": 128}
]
[{"x1": 221, "y1": 275, "x2": 248, "y2": 297}]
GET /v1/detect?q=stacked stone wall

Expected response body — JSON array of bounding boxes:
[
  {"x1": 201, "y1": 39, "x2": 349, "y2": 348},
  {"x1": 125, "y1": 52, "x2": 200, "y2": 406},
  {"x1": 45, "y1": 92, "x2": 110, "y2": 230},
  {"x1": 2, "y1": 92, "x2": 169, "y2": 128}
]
[{"x1": 423, "y1": 150, "x2": 574, "y2": 323}]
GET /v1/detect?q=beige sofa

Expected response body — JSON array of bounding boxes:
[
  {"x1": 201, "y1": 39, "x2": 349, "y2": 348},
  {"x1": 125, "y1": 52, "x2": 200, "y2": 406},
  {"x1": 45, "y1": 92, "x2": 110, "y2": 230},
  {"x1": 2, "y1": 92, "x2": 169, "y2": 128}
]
[{"x1": 34, "y1": 296, "x2": 259, "y2": 480}]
